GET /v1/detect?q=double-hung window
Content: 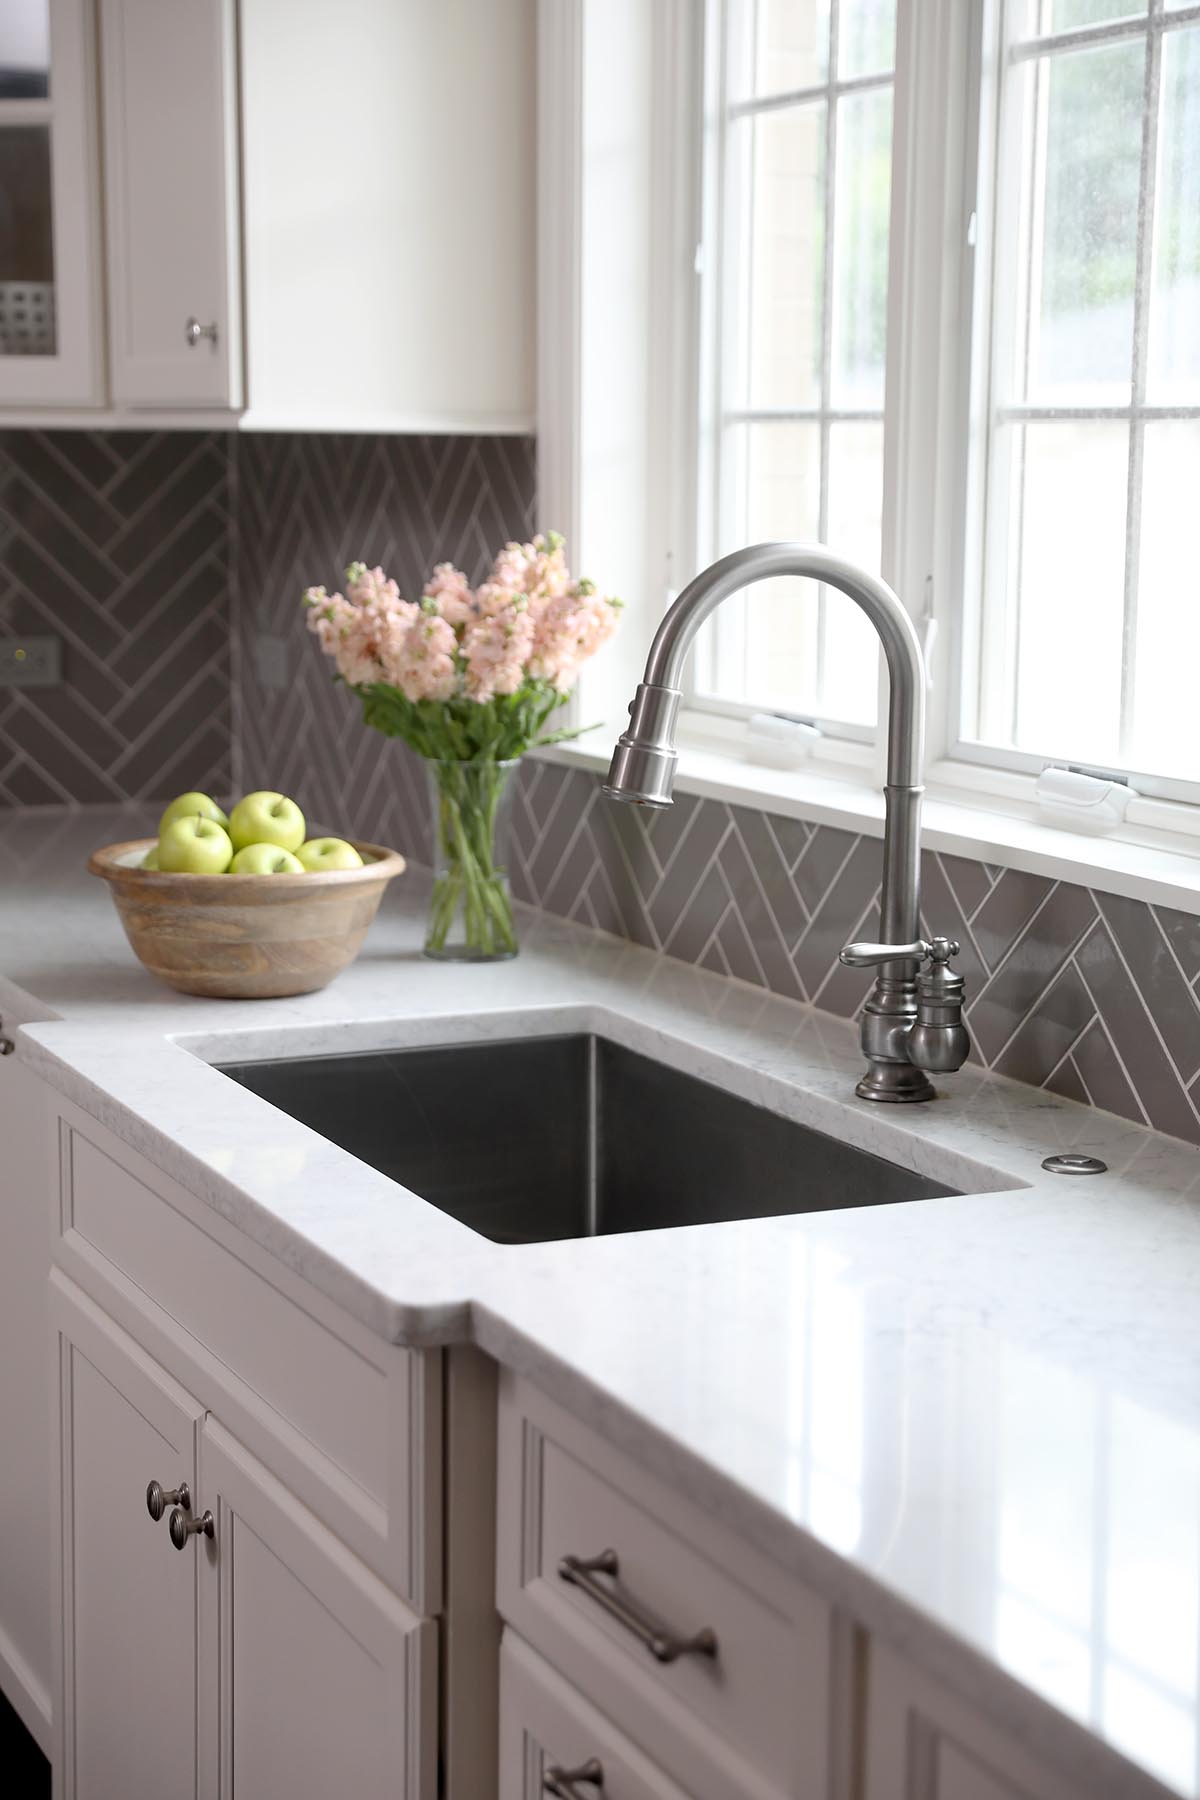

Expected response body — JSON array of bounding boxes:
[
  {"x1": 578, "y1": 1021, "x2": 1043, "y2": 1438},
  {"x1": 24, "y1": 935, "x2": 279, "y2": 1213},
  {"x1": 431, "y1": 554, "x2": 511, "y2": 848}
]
[{"x1": 682, "y1": 0, "x2": 1200, "y2": 813}]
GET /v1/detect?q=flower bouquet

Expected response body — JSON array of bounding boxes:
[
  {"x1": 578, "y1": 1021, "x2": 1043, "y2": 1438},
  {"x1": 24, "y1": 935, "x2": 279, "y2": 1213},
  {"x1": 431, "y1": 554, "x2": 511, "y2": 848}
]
[{"x1": 304, "y1": 533, "x2": 620, "y2": 960}]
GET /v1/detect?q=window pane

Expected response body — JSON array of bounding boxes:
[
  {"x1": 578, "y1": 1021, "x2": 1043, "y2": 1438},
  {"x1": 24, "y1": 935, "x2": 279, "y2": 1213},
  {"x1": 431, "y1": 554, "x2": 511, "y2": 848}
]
[
  {"x1": 0, "y1": 126, "x2": 56, "y2": 356},
  {"x1": 1012, "y1": 421, "x2": 1128, "y2": 763},
  {"x1": 823, "y1": 421, "x2": 883, "y2": 723},
  {"x1": 0, "y1": 0, "x2": 49, "y2": 100},
  {"x1": 1147, "y1": 26, "x2": 1200, "y2": 404},
  {"x1": 1012, "y1": 0, "x2": 1146, "y2": 39},
  {"x1": 744, "y1": 104, "x2": 826, "y2": 411},
  {"x1": 724, "y1": 422, "x2": 822, "y2": 710},
  {"x1": 831, "y1": 85, "x2": 892, "y2": 407},
  {"x1": 837, "y1": 0, "x2": 895, "y2": 80},
  {"x1": 1131, "y1": 423, "x2": 1200, "y2": 780},
  {"x1": 736, "y1": 0, "x2": 830, "y2": 101},
  {"x1": 1016, "y1": 40, "x2": 1145, "y2": 405}
]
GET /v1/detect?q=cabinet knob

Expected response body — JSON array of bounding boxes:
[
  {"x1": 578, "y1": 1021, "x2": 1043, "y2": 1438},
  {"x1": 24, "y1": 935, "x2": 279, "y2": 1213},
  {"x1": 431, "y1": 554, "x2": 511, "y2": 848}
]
[
  {"x1": 544, "y1": 1761, "x2": 604, "y2": 1798},
  {"x1": 169, "y1": 1507, "x2": 214, "y2": 1551},
  {"x1": 0, "y1": 1037, "x2": 13, "y2": 1056},
  {"x1": 184, "y1": 317, "x2": 219, "y2": 349},
  {"x1": 146, "y1": 1479, "x2": 190, "y2": 1523}
]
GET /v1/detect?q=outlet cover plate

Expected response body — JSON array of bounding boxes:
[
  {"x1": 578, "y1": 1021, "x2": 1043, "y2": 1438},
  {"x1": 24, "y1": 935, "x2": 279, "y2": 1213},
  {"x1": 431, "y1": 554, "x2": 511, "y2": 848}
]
[{"x1": 0, "y1": 636, "x2": 62, "y2": 689}]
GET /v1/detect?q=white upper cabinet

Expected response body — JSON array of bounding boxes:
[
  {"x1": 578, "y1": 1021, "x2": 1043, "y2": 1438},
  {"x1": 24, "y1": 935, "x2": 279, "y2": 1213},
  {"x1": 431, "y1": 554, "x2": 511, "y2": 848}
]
[
  {"x1": 0, "y1": 0, "x2": 104, "y2": 405},
  {"x1": 0, "y1": 0, "x2": 535, "y2": 427},
  {"x1": 238, "y1": 0, "x2": 536, "y2": 434},
  {"x1": 99, "y1": 0, "x2": 242, "y2": 407}
]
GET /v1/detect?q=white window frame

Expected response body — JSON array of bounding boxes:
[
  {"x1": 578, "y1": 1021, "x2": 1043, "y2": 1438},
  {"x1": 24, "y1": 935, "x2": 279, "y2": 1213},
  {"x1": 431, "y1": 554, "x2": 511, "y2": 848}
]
[{"x1": 537, "y1": 0, "x2": 1200, "y2": 867}]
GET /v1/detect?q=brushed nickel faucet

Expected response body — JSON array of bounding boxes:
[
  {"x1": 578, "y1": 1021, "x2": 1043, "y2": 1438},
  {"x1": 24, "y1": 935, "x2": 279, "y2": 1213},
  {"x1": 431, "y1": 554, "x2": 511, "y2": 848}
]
[{"x1": 603, "y1": 543, "x2": 970, "y2": 1103}]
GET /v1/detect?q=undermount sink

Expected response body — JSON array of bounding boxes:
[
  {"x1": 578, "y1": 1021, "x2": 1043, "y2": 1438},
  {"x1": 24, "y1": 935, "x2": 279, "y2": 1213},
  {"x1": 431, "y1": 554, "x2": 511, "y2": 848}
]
[{"x1": 216, "y1": 1035, "x2": 959, "y2": 1245}]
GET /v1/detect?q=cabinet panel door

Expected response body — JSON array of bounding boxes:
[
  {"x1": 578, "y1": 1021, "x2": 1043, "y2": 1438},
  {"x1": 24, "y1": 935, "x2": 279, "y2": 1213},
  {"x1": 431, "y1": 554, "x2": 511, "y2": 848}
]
[
  {"x1": 51, "y1": 1273, "x2": 204, "y2": 1800},
  {"x1": 99, "y1": 0, "x2": 241, "y2": 405},
  {"x1": 0, "y1": 1033, "x2": 53, "y2": 1748},
  {"x1": 0, "y1": 0, "x2": 104, "y2": 405},
  {"x1": 865, "y1": 1641, "x2": 1094, "y2": 1800},
  {"x1": 199, "y1": 1418, "x2": 436, "y2": 1800}
]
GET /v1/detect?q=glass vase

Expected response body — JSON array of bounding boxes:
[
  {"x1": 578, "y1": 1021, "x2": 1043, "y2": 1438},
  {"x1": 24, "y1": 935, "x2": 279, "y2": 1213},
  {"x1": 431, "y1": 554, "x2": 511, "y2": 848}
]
[{"x1": 423, "y1": 758, "x2": 520, "y2": 961}]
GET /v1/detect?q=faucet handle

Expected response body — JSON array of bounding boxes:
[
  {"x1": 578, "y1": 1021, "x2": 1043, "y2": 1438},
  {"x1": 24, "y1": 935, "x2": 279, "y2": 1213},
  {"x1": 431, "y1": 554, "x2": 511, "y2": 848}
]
[{"x1": 839, "y1": 937, "x2": 956, "y2": 968}]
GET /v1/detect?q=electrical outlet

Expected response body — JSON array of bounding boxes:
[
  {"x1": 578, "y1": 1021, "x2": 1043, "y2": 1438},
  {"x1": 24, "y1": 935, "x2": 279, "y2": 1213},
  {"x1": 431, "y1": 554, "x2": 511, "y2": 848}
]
[{"x1": 0, "y1": 636, "x2": 62, "y2": 688}]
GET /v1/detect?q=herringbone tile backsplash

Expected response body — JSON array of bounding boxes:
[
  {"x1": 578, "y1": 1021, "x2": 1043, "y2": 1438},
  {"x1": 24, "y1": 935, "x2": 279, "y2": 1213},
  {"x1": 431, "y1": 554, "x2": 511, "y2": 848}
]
[
  {"x1": 2, "y1": 424, "x2": 1198, "y2": 1147},
  {"x1": 0, "y1": 430, "x2": 233, "y2": 806}
]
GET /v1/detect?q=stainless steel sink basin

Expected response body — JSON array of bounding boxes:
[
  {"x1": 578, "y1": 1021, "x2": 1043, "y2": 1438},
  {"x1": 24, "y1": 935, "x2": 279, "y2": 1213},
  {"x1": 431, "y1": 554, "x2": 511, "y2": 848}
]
[{"x1": 216, "y1": 1035, "x2": 959, "y2": 1245}]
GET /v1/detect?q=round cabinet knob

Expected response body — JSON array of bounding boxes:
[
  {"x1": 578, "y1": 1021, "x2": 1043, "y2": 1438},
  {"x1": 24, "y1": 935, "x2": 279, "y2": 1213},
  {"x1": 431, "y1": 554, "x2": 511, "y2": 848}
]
[
  {"x1": 184, "y1": 316, "x2": 219, "y2": 348},
  {"x1": 169, "y1": 1506, "x2": 214, "y2": 1551},
  {"x1": 0, "y1": 1037, "x2": 13, "y2": 1056},
  {"x1": 146, "y1": 1479, "x2": 190, "y2": 1523}
]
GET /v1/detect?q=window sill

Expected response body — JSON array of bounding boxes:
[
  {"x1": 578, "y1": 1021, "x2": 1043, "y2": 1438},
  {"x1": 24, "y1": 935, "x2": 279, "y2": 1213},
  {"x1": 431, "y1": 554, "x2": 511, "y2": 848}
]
[{"x1": 534, "y1": 725, "x2": 1200, "y2": 917}]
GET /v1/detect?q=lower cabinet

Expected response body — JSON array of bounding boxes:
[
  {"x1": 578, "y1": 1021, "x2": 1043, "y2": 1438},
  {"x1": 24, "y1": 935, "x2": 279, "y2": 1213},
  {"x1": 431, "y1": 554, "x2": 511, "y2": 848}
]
[
  {"x1": 500, "y1": 1630, "x2": 691, "y2": 1800},
  {"x1": 51, "y1": 1273, "x2": 436, "y2": 1800}
]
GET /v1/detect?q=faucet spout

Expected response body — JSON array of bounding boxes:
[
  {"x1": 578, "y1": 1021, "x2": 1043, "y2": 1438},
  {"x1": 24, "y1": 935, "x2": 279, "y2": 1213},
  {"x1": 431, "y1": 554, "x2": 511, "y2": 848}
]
[{"x1": 604, "y1": 542, "x2": 970, "y2": 1103}]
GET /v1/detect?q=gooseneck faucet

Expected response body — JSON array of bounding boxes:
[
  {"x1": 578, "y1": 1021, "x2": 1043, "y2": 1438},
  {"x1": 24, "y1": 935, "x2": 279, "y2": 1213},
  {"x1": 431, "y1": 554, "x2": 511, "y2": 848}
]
[{"x1": 603, "y1": 543, "x2": 970, "y2": 1103}]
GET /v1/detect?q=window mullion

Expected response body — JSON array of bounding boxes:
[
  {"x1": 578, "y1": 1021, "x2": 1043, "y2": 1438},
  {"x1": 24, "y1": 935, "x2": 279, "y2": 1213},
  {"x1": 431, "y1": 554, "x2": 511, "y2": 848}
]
[
  {"x1": 816, "y1": 2, "x2": 840, "y2": 706},
  {"x1": 1118, "y1": 10, "x2": 1164, "y2": 761}
]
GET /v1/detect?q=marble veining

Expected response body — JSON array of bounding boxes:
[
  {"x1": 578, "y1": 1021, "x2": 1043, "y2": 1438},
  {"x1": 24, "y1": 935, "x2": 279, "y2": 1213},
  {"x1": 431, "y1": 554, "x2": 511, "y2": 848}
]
[{"x1": 4, "y1": 809, "x2": 1200, "y2": 1799}]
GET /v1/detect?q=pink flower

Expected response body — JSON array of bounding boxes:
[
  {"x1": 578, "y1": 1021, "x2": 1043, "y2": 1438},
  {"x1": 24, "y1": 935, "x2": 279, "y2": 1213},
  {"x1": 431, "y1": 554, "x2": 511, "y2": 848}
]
[
  {"x1": 424, "y1": 562, "x2": 475, "y2": 627},
  {"x1": 344, "y1": 562, "x2": 403, "y2": 609},
  {"x1": 530, "y1": 584, "x2": 621, "y2": 689},
  {"x1": 462, "y1": 605, "x2": 535, "y2": 701},
  {"x1": 388, "y1": 613, "x2": 458, "y2": 702}
]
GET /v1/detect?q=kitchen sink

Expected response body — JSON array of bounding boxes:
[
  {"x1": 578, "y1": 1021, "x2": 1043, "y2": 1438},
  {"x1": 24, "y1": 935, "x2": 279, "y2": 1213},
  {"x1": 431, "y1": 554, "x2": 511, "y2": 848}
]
[{"x1": 216, "y1": 1035, "x2": 959, "y2": 1245}]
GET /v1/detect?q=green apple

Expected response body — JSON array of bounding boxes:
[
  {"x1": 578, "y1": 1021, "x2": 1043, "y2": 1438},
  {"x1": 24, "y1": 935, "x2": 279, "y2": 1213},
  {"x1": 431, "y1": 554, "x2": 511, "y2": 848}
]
[
  {"x1": 141, "y1": 845, "x2": 160, "y2": 870},
  {"x1": 229, "y1": 844, "x2": 305, "y2": 875},
  {"x1": 228, "y1": 791, "x2": 306, "y2": 854},
  {"x1": 158, "y1": 816, "x2": 234, "y2": 874},
  {"x1": 297, "y1": 837, "x2": 364, "y2": 872},
  {"x1": 158, "y1": 791, "x2": 229, "y2": 835}
]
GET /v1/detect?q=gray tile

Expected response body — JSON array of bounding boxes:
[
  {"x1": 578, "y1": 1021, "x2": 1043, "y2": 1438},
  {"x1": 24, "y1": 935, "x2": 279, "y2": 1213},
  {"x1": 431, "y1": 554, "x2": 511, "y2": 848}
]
[
  {"x1": 716, "y1": 826, "x2": 805, "y2": 1001},
  {"x1": 993, "y1": 961, "x2": 1094, "y2": 1087},
  {"x1": 793, "y1": 825, "x2": 860, "y2": 915},
  {"x1": 647, "y1": 804, "x2": 731, "y2": 943},
  {"x1": 919, "y1": 851, "x2": 988, "y2": 999},
  {"x1": 729, "y1": 808, "x2": 809, "y2": 945},
  {"x1": 1046, "y1": 1055, "x2": 1090, "y2": 1108},
  {"x1": 716, "y1": 905, "x2": 768, "y2": 990},
  {"x1": 972, "y1": 867, "x2": 1056, "y2": 973},
  {"x1": 1096, "y1": 892, "x2": 1200, "y2": 1083},
  {"x1": 1071, "y1": 1019, "x2": 1147, "y2": 1130},
  {"x1": 794, "y1": 839, "x2": 881, "y2": 1002},
  {"x1": 936, "y1": 851, "x2": 994, "y2": 919},
  {"x1": 970, "y1": 884, "x2": 1097, "y2": 1063},
  {"x1": 764, "y1": 810, "x2": 811, "y2": 869},
  {"x1": 1154, "y1": 905, "x2": 1200, "y2": 984},
  {"x1": 662, "y1": 860, "x2": 730, "y2": 965},
  {"x1": 1076, "y1": 924, "x2": 1200, "y2": 1143}
]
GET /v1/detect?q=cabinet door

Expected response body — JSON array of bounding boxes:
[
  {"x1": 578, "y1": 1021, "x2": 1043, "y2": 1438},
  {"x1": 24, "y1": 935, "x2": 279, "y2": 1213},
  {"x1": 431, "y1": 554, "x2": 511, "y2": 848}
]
[
  {"x1": 50, "y1": 1272, "x2": 204, "y2": 1800},
  {"x1": 0, "y1": 1031, "x2": 52, "y2": 1750},
  {"x1": 198, "y1": 1417, "x2": 436, "y2": 1800},
  {"x1": 98, "y1": 0, "x2": 241, "y2": 406},
  {"x1": 0, "y1": 0, "x2": 104, "y2": 404},
  {"x1": 865, "y1": 1642, "x2": 1094, "y2": 1800}
]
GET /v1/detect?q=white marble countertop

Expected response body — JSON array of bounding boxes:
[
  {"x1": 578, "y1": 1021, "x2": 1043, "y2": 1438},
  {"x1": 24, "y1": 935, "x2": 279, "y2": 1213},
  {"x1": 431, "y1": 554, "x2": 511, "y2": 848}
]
[{"x1": 4, "y1": 805, "x2": 1200, "y2": 1799}]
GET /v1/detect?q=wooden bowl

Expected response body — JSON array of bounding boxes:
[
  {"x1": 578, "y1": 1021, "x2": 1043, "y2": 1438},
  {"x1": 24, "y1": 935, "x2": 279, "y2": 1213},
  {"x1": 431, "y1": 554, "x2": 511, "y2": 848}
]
[{"x1": 88, "y1": 839, "x2": 407, "y2": 999}]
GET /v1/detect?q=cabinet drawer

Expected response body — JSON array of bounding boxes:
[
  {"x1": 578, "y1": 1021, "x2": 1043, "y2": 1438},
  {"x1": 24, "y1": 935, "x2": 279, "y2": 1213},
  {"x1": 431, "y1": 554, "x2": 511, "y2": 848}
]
[
  {"x1": 500, "y1": 1631, "x2": 690, "y2": 1800},
  {"x1": 497, "y1": 1373, "x2": 833, "y2": 1800},
  {"x1": 54, "y1": 1106, "x2": 440, "y2": 1612}
]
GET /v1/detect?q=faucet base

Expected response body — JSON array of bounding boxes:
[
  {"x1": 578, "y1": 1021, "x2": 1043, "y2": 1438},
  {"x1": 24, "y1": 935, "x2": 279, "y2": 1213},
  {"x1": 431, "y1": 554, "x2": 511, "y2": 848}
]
[{"x1": 855, "y1": 1063, "x2": 937, "y2": 1104}]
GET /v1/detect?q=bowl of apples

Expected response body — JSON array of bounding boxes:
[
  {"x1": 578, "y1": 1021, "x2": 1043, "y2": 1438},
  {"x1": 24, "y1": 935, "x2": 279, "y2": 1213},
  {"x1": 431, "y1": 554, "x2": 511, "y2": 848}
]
[{"x1": 89, "y1": 790, "x2": 406, "y2": 999}]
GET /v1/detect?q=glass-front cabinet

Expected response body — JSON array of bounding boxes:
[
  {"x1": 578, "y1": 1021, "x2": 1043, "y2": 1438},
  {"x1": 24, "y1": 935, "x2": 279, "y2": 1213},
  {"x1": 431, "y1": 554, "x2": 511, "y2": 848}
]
[{"x1": 0, "y1": 0, "x2": 103, "y2": 405}]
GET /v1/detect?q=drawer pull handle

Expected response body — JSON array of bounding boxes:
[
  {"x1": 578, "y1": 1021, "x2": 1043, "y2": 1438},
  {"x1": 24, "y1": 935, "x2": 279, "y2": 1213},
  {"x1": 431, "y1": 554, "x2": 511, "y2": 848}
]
[
  {"x1": 558, "y1": 1549, "x2": 719, "y2": 1664},
  {"x1": 544, "y1": 1759, "x2": 604, "y2": 1797}
]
